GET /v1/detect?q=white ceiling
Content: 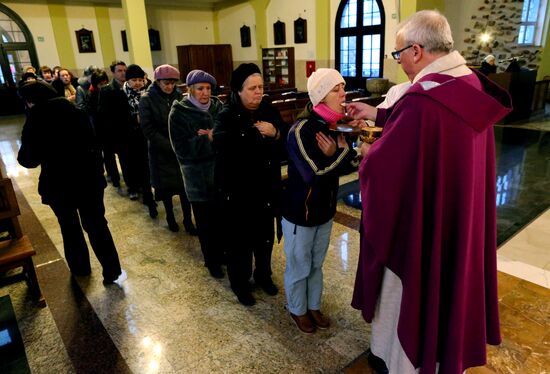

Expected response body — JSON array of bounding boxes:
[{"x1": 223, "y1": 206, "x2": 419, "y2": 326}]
[{"x1": 5, "y1": 0, "x2": 248, "y2": 11}]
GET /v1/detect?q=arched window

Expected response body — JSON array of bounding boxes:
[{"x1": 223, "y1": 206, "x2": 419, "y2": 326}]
[
  {"x1": 0, "y1": 3, "x2": 38, "y2": 114},
  {"x1": 335, "y1": 0, "x2": 385, "y2": 90}
]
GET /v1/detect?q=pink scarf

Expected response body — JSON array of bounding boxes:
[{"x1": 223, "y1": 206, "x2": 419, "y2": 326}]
[{"x1": 313, "y1": 103, "x2": 345, "y2": 126}]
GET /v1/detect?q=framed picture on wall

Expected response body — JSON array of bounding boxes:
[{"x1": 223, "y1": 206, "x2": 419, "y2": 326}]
[
  {"x1": 75, "y1": 28, "x2": 96, "y2": 53},
  {"x1": 121, "y1": 30, "x2": 128, "y2": 52},
  {"x1": 240, "y1": 25, "x2": 251, "y2": 47},
  {"x1": 274, "y1": 21, "x2": 286, "y2": 45},
  {"x1": 294, "y1": 17, "x2": 307, "y2": 44},
  {"x1": 149, "y1": 28, "x2": 161, "y2": 51},
  {"x1": 121, "y1": 29, "x2": 161, "y2": 51}
]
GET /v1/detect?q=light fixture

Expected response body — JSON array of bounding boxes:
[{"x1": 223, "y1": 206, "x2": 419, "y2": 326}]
[{"x1": 479, "y1": 32, "x2": 492, "y2": 44}]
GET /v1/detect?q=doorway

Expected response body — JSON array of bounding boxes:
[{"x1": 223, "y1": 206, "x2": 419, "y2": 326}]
[{"x1": 0, "y1": 4, "x2": 39, "y2": 115}]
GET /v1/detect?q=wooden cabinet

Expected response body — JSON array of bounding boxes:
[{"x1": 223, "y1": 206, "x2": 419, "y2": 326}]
[
  {"x1": 176, "y1": 44, "x2": 233, "y2": 90},
  {"x1": 262, "y1": 47, "x2": 295, "y2": 89}
]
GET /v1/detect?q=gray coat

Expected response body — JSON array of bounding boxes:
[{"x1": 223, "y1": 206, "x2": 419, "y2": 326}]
[
  {"x1": 139, "y1": 83, "x2": 184, "y2": 193},
  {"x1": 168, "y1": 95, "x2": 223, "y2": 202}
]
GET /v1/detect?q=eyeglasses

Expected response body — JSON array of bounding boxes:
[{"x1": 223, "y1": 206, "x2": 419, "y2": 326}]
[{"x1": 391, "y1": 44, "x2": 423, "y2": 60}]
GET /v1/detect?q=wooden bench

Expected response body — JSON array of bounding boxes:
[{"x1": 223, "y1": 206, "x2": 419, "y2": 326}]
[{"x1": 0, "y1": 176, "x2": 45, "y2": 307}]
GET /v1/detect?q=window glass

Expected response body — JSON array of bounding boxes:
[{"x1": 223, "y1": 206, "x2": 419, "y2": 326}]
[
  {"x1": 340, "y1": 36, "x2": 357, "y2": 77},
  {"x1": 362, "y1": 34, "x2": 380, "y2": 77},
  {"x1": 363, "y1": 0, "x2": 381, "y2": 26},
  {"x1": 528, "y1": 0, "x2": 539, "y2": 22},
  {"x1": 341, "y1": 0, "x2": 357, "y2": 28}
]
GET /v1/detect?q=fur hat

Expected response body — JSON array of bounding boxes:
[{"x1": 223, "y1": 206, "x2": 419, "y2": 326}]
[
  {"x1": 125, "y1": 64, "x2": 145, "y2": 80},
  {"x1": 185, "y1": 69, "x2": 217, "y2": 88},
  {"x1": 307, "y1": 68, "x2": 345, "y2": 107},
  {"x1": 18, "y1": 80, "x2": 58, "y2": 104},
  {"x1": 154, "y1": 64, "x2": 180, "y2": 81},
  {"x1": 230, "y1": 63, "x2": 261, "y2": 92}
]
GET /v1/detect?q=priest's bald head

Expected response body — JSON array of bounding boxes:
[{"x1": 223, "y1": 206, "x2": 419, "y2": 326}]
[{"x1": 393, "y1": 10, "x2": 454, "y2": 82}]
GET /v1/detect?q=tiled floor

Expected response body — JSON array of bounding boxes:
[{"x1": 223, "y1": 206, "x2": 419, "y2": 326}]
[{"x1": 0, "y1": 113, "x2": 549, "y2": 373}]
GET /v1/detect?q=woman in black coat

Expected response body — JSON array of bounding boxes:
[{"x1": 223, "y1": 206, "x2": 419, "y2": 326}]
[
  {"x1": 17, "y1": 81, "x2": 122, "y2": 284},
  {"x1": 213, "y1": 63, "x2": 285, "y2": 306},
  {"x1": 97, "y1": 64, "x2": 157, "y2": 218},
  {"x1": 139, "y1": 65, "x2": 196, "y2": 234}
]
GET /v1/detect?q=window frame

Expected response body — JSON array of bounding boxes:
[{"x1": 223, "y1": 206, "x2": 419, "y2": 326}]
[
  {"x1": 518, "y1": 0, "x2": 547, "y2": 46},
  {"x1": 335, "y1": 0, "x2": 385, "y2": 90}
]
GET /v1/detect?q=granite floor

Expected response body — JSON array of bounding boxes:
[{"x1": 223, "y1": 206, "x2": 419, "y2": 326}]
[{"x1": 0, "y1": 113, "x2": 549, "y2": 374}]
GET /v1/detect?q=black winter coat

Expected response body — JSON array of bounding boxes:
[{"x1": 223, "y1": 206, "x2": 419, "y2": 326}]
[
  {"x1": 96, "y1": 82, "x2": 140, "y2": 149},
  {"x1": 17, "y1": 97, "x2": 106, "y2": 205},
  {"x1": 139, "y1": 83, "x2": 184, "y2": 192},
  {"x1": 213, "y1": 93, "x2": 285, "y2": 217}
]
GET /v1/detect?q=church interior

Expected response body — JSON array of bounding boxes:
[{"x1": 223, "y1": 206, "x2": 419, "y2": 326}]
[{"x1": 0, "y1": 0, "x2": 549, "y2": 373}]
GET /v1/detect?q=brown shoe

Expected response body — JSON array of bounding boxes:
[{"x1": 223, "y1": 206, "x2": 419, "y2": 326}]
[
  {"x1": 289, "y1": 312, "x2": 316, "y2": 334},
  {"x1": 308, "y1": 310, "x2": 330, "y2": 329}
]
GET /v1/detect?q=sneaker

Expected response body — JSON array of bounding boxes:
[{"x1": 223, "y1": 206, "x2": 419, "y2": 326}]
[
  {"x1": 289, "y1": 312, "x2": 315, "y2": 334},
  {"x1": 128, "y1": 192, "x2": 139, "y2": 200},
  {"x1": 367, "y1": 349, "x2": 389, "y2": 374},
  {"x1": 308, "y1": 310, "x2": 330, "y2": 329}
]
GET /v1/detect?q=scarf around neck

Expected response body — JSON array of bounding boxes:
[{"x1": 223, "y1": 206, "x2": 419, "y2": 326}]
[
  {"x1": 313, "y1": 103, "x2": 345, "y2": 125},
  {"x1": 188, "y1": 94, "x2": 211, "y2": 111},
  {"x1": 124, "y1": 81, "x2": 143, "y2": 116}
]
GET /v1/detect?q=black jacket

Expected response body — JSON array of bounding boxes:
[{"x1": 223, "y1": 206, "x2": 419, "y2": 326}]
[
  {"x1": 213, "y1": 93, "x2": 284, "y2": 216},
  {"x1": 139, "y1": 83, "x2": 183, "y2": 191},
  {"x1": 17, "y1": 97, "x2": 106, "y2": 205}
]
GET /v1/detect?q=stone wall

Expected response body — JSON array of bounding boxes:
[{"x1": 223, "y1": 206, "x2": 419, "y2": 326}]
[{"x1": 461, "y1": 0, "x2": 542, "y2": 71}]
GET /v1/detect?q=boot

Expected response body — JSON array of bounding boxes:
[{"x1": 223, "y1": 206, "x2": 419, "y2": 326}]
[
  {"x1": 180, "y1": 193, "x2": 197, "y2": 235},
  {"x1": 163, "y1": 198, "x2": 179, "y2": 232}
]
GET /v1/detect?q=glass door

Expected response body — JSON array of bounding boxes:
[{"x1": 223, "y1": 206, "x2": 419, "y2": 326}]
[{"x1": 0, "y1": 4, "x2": 39, "y2": 115}]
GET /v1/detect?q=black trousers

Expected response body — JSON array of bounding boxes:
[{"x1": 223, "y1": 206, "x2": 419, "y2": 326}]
[
  {"x1": 50, "y1": 189, "x2": 122, "y2": 280},
  {"x1": 191, "y1": 200, "x2": 222, "y2": 268},
  {"x1": 102, "y1": 146, "x2": 120, "y2": 185},
  {"x1": 116, "y1": 131, "x2": 153, "y2": 203},
  {"x1": 224, "y1": 203, "x2": 275, "y2": 293}
]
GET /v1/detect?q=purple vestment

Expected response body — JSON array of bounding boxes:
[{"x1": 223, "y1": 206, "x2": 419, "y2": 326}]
[{"x1": 352, "y1": 72, "x2": 512, "y2": 373}]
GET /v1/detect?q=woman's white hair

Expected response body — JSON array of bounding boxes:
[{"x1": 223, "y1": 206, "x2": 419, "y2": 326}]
[{"x1": 396, "y1": 10, "x2": 453, "y2": 53}]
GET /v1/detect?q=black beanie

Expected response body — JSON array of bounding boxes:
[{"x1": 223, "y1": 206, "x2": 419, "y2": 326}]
[
  {"x1": 125, "y1": 64, "x2": 145, "y2": 80},
  {"x1": 230, "y1": 63, "x2": 261, "y2": 92},
  {"x1": 19, "y1": 81, "x2": 58, "y2": 104}
]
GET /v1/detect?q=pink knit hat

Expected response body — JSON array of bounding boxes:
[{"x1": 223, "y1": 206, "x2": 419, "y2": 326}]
[{"x1": 154, "y1": 64, "x2": 180, "y2": 80}]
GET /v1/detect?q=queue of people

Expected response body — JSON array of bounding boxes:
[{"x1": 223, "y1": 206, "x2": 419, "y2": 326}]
[{"x1": 15, "y1": 9, "x2": 513, "y2": 374}]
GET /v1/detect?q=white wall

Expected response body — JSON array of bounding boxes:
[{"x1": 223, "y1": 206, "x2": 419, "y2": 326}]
[
  {"x1": 2, "y1": 2, "x2": 60, "y2": 68},
  {"x1": 65, "y1": 5, "x2": 104, "y2": 72},
  {"x1": 217, "y1": 3, "x2": 257, "y2": 62},
  {"x1": 146, "y1": 6, "x2": 215, "y2": 67},
  {"x1": 266, "y1": 0, "x2": 316, "y2": 61},
  {"x1": 108, "y1": 7, "x2": 130, "y2": 66}
]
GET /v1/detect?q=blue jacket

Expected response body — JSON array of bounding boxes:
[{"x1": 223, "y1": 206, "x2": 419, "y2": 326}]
[{"x1": 283, "y1": 108, "x2": 357, "y2": 227}]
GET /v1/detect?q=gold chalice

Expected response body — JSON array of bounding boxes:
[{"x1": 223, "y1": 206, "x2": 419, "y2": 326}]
[{"x1": 360, "y1": 126, "x2": 383, "y2": 144}]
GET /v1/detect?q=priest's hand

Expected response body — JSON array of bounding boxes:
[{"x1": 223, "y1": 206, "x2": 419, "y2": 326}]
[
  {"x1": 345, "y1": 102, "x2": 377, "y2": 121},
  {"x1": 360, "y1": 142, "x2": 372, "y2": 158}
]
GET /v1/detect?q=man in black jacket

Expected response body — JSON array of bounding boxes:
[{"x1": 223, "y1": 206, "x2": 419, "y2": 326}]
[{"x1": 17, "y1": 81, "x2": 122, "y2": 284}]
